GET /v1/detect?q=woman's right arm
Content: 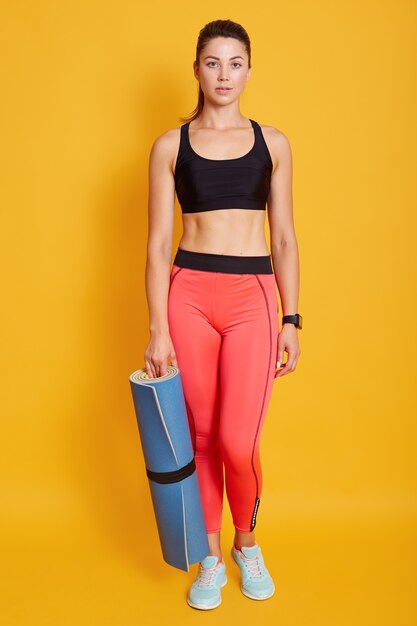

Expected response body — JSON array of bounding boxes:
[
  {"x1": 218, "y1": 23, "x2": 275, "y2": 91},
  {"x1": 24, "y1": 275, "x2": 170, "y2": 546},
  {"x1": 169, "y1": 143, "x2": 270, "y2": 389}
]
[{"x1": 144, "y1": 130, "x2": 178, "y2": 378}]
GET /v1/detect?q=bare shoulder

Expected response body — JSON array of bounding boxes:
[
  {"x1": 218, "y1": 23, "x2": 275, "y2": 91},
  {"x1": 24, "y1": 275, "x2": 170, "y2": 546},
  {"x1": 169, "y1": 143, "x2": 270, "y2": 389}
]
[
  {"x1": 258, "y1": 123, "x2": 292, "y2": 171},
  {"x1": 149, "y1": 125, "x2": 182, "y2": 174}
]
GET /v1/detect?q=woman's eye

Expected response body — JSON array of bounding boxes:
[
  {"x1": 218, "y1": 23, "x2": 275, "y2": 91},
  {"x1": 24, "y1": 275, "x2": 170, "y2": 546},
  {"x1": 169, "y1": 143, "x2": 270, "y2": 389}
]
[{"x1": 207, "y1": 62, "x2": 242, "y2": 68}]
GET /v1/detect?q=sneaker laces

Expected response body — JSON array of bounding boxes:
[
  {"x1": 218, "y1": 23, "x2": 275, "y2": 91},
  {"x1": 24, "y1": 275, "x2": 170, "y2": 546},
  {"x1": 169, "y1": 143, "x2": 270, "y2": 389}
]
[
  {"x1": 242, "y1": 553, "x2": 263, "y2": 578},
  {"x1": 196, "y1": 562, "x2": 219, "y2": 587}
]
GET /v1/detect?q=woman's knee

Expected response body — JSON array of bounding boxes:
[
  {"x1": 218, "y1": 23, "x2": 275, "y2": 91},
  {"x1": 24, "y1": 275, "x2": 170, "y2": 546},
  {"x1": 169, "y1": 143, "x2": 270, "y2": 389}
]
[{"x1": 219, "y1": 439, "x2": 257, "y2": 473}]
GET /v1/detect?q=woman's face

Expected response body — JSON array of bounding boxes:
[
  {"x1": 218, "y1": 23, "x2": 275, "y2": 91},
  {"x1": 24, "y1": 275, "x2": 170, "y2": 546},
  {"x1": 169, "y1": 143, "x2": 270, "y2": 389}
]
[{"x1": 194, "y1": 37, "x2": 251, "y2": 104}]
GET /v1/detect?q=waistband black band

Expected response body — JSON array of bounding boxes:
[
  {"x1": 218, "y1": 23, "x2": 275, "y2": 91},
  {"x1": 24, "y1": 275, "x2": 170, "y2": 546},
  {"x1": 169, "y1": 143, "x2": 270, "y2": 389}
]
[{"x1": 173, "y1": 247, "x2": 274, "y2": 274}]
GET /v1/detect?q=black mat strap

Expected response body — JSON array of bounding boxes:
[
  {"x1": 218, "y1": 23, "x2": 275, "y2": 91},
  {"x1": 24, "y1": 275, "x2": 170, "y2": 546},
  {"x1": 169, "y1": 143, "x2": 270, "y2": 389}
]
[{"x1": 146, "y1": 457, "x2": 196, "y2": 484}]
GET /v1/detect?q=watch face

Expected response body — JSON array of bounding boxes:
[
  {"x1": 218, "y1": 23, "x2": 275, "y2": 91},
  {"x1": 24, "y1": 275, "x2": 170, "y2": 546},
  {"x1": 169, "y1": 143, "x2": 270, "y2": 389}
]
[{"x1": 297, "y1": 314, "x2": 303, "y2": 329}]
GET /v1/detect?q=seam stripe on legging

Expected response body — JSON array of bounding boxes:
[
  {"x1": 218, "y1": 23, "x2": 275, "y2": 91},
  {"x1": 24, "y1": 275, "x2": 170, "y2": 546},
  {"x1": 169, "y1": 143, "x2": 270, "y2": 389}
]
[
  {"x1": 250, "y1": 275, "x2": 273, "y2": 530},
  {"x1": 169, "y1": 266, "x2": 184, "y2": 290}
]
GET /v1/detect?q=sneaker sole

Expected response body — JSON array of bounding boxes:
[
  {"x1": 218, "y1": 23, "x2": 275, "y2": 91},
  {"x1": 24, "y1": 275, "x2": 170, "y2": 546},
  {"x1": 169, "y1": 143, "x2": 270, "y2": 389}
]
[
  {"x1": 241, "y1": 583, "x2": 275, "y2": 600},
  {"x1": 186, "y1": 576, "x2": 228, "y2": 610}
]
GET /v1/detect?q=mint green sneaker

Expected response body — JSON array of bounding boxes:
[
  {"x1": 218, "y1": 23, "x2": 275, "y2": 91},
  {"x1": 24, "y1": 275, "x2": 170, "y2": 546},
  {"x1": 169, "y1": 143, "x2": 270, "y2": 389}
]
[
  {"x1": 187, "y1": 555, "x2": 227, "y2": 610},
  {"x1": 231, "y1": 543, "x2": 275, "y2": 600}
]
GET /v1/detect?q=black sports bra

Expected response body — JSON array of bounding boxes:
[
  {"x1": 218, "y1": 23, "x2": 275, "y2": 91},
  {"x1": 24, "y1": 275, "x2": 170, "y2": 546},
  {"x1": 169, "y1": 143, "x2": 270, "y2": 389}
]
[{"x1": 174, "y1": 119, "x2": 273, "y2": 214}]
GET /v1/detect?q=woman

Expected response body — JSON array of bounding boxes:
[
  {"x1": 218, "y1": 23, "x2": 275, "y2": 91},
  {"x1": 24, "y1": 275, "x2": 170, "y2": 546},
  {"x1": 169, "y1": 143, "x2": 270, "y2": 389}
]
[{"x1": 144, "y1": 19, "x2": 302, "y2": 610}]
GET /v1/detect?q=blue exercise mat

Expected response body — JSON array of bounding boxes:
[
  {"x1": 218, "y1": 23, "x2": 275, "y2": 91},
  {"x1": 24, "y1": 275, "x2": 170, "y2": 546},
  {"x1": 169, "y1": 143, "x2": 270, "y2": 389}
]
[{"x1": 129, "y1": 365, "x2": 210, "y2": 571}]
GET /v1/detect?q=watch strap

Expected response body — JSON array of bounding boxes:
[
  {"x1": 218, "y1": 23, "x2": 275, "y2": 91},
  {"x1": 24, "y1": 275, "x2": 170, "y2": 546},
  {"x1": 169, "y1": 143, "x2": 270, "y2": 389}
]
[{"x1": 281, "y1": 314, "x2": 303, "y2": 329}]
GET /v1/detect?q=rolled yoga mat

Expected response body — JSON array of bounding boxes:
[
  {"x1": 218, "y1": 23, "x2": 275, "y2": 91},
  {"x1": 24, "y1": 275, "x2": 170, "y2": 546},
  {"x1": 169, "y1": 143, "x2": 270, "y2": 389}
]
[{"x1": 129, "y1": 365, "x2": 210, "y2": 572}]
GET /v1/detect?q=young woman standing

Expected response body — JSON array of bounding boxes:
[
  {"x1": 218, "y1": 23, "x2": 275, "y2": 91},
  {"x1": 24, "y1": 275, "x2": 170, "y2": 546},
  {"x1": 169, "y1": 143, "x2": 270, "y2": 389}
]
[{"x1": 144, "y1": 19, "x2": 302, "y2": 610}]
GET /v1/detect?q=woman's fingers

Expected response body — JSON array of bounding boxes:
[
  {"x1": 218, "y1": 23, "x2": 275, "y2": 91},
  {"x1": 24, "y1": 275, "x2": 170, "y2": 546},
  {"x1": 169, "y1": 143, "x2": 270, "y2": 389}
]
[
  {"x1": 275, "y1": 348, "x2": 300, "y2": 378},
  {"x1": 144, "y1": 358, "x2": 156, "y2": 378}
]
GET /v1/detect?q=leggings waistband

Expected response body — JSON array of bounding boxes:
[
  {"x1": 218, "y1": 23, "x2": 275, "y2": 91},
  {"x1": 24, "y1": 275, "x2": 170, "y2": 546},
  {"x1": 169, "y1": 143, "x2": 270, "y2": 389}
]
[{"x1": 173, "y1": 247, "x2": 274, "y2": 274}]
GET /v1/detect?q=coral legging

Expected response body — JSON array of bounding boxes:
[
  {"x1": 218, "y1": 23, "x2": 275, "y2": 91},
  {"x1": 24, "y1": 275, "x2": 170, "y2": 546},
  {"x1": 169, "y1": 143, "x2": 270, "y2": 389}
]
[{"x1": 167, "y1": 249, "x2": 279, "y2": 533}]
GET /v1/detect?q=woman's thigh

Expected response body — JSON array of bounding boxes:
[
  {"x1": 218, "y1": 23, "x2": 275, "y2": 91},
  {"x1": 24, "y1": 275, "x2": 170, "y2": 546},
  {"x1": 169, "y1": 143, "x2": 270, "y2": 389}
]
[
  {"x1": 217, "y1": 273, "x2": 279, "y2": 459},
  {"x1": 168, "y1": 265, "x2": 222, "y2": 438}
]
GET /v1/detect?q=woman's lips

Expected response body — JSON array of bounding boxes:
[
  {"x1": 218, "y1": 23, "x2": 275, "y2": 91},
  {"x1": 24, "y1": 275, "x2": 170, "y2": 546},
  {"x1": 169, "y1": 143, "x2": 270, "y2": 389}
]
[{"x1": 216, "y1": 87, "x2": 232, "y2": 93}]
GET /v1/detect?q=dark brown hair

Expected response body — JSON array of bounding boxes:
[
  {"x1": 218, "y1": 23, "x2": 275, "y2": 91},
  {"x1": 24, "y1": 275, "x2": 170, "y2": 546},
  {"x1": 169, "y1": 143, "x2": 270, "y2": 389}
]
[{"x1": 179, "y1": 19, "x2": 252, "y2": 124}]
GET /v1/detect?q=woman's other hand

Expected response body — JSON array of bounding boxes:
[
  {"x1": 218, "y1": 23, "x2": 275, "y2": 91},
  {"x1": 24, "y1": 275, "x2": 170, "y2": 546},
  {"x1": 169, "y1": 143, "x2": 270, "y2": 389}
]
[
  {"x1": 275, "y1": 324, "x2": 301, "y2": 378},
  {"x1": 144, "y1": 331, "x2": 178, "y2": 378}
]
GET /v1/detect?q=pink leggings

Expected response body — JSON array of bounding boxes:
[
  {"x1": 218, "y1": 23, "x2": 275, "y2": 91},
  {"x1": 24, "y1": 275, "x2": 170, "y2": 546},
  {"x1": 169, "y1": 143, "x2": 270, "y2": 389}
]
[{"x1": 168, "y1": 247, "x2": 279, "y2": 533}]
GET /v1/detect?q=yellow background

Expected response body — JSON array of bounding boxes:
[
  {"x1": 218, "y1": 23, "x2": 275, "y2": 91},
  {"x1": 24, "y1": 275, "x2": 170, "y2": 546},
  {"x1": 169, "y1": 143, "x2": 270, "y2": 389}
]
[{"x1": 1, "y1": 1, "x2": 416, "y2": 624}]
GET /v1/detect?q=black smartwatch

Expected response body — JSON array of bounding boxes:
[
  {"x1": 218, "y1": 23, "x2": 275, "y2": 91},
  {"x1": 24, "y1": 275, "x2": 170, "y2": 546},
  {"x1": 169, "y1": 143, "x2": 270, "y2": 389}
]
[{"x1": 281, "y1": 314, "x2": 303, "y2": 329}]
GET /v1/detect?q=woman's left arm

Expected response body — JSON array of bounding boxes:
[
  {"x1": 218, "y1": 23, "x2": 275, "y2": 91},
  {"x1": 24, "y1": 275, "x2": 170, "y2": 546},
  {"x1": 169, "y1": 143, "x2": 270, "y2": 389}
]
[{"x1": 266, "y1": 128, "x2": 301, "y2": 378}]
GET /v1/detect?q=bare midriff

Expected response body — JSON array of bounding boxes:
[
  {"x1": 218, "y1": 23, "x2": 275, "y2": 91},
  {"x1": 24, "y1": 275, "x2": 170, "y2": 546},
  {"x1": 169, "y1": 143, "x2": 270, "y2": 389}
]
[{"x1": 179, "y1": 208, "x2": 270, "y2": 256}]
